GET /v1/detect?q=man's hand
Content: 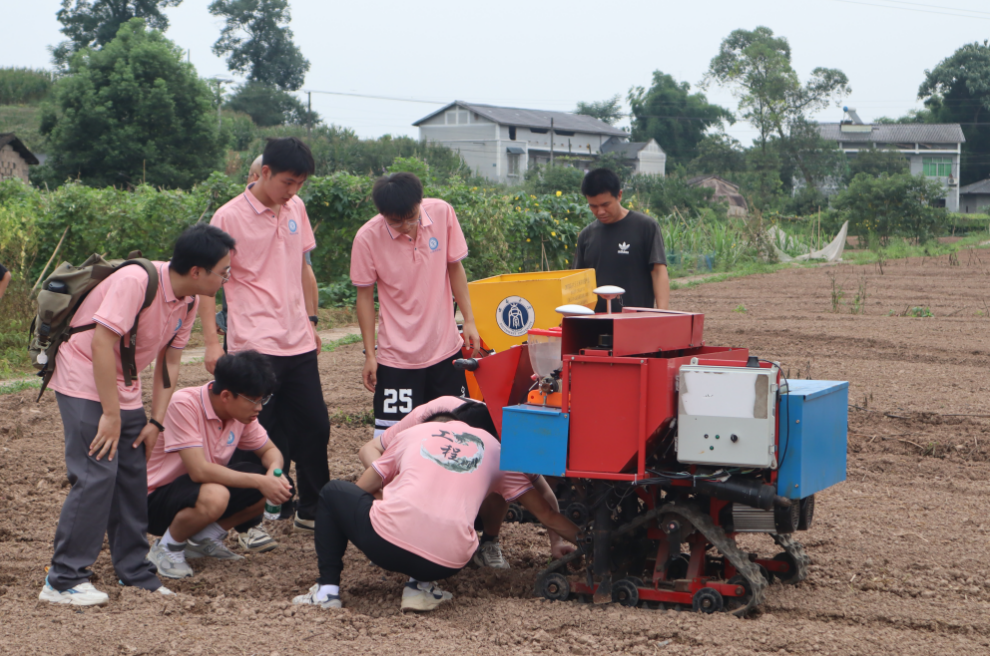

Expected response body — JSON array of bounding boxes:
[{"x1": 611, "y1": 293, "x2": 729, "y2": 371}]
[
  {"x1": 134, "y1": 422, "x2": 161, "y2": 462},
  {"x1": 362, "y1": 355, "x2": 377, "y2": 393},
  {"x1": 462, "y1": 320, "x2": 481, "y2": 357},
  {"x1": 551, "y1": 539, "x2": 577, "y2": 560},
  {"x1": 258, "y1": 471, "x2": 293, "y2": 504},
  {"x1": 204, "y1": 342, "x2": 224, "y2": 374},
  {"x1": 312, "y1": 324, "x2": 322, "y2": 352},
  {"x1": 90, "y1": 412, "x2": 122, "y2": 461}
]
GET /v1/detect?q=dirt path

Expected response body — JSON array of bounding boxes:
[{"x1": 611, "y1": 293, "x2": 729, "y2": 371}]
[{"x1": 2, "y1": 251, "x2": 990, "y2": 655}]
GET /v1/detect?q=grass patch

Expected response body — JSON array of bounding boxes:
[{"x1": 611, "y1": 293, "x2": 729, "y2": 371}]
[
  {"x1": 844, "y1": 234, "x2": 990, "y2": 267},
  {"x1": 322, "y1": 333, "x2": 362, "y2": 352},
  {"x1": 331, "y1": 408, "x2": 374, "y2": 426},
  {"x1": 0, "y1": 378, "x2": 40, "y2": 396},
  {"x1": 0, "y1": 279, "x2": 35, "y2": 379}
]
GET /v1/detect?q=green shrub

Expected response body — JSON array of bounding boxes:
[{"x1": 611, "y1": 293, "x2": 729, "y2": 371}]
[
  {"x1": 0, "y1": 67, "x2": 54, "y2": 105},
  {"x1": 833, "y1": 173, "x2": 951, "y2": 246}
]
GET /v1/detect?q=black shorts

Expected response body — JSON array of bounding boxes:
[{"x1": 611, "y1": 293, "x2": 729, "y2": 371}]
[
  {"x1": 147, "y1": 461, "x2": 266, "y2": 536},
  {"x1": 373, "y1": 357, "x2": 467, "y2": 436}
]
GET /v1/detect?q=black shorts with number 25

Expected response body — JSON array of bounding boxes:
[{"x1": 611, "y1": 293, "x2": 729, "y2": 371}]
[{"x1": 373, "y1": 358, "x2": 467, "y2": 436}]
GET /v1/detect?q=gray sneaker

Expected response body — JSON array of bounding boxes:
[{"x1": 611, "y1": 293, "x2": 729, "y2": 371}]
[
  {"x1": 185, "y1": 537, "x2": 245, "y2": 561},
  {"x1": 292, "y1": 584, "x2": 342, "y2": 609},
  {"x1": 148, "y1": 539, "x2": 194, "y2": 579},
  {"x1": 237, "y1": 526, "x2": 278, "y2": 553},
  {"x1": 472, "y1": 540, "x2": 510, "y2": 569}
]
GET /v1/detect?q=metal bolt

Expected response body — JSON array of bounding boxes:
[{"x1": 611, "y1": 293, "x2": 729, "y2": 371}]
[
  {"x1": 703, "y1": 434, "x2": 709, "y2": 439},
  {"x1": 731, "y1": 434, "x2": 738, "y2": 443},
  {"x1": 709, "y1": 446, "x2": 714, "y2": 450},
  {"x1": 795, "y1": 419, "x2": 800, "y2": 424}
]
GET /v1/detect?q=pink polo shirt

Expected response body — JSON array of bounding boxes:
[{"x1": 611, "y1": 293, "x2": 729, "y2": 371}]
[
  {"x1": 350, "y1": 198, "x2": 468, "y2": 369},
  {"x1": 146, "y1": 382, "x2": 270, "y2": 493},
  {"x1": 49, "y1": 262, "x2": 198, "y2": 411},
  {"x1": 211, "y1": 189, "x2": 316, "y2": 356},
  {"x1": 370, "y1": 420, "x2": 534, "y2": 568}
]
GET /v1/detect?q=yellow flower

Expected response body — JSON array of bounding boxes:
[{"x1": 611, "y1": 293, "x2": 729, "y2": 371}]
[
  {"x1": 516, "y1": 206, "x2": 521, "y2": 211},
  {"x1": 518, "y1": 267, "x2": 522, "y2": 270},
  {"x1": 324, "y1": 202, "x2": 329, "y2": 206},
  {"x1": 535, "y1": 203, "x2": 539, "y2": 206},
  {"x1": 551, "y1": 231, "x2": 556, "y2": 237},
  {"x1": 526, "y1": 238, "x2": 531, "y2": 242},
  {"x1": 530, "y1": 195, "x2": 537, "y2": 199},
  {"x1": 564, "y1": 244, "x2": 568, "y2": 249},
  {"x1": 565, "y1": 259, "x2": 569, "y2": 264},
  {"x1": 471, "y1": 187, "x2": 478, "y2": 191},
  {"x1": 556, "y1": 191, "x2": 562, "y2": 197}
]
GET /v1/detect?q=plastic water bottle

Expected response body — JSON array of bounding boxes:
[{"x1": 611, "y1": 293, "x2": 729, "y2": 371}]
[{"x1": 263, "y1": 468, "x2": 283, "y2": 521}]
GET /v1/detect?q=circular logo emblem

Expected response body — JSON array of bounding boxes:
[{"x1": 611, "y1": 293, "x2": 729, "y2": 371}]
[
  {"x1": 496, "y1": 295, "x2": 535, "y2": 337},
  {"x1": 288, "y1": 219, "x2": 298, "y2": 234},
  {"x1": 227, "y1": 430, "x2": 236, "y2": 445},
  {"x1": 174, "y1": 318, "x2": 182, "y2": 332},
  {"x1": 428, "y1": 237, "x2": 439, "y2": 251}
]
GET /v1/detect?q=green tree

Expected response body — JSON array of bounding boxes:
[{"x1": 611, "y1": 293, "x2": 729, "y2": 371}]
[
  {"x1": 209, "y1": 0, "x2": 310, "y2": 92},
  {"x1": 919, "y1": 41, "x2": 990, "y2": 185},
  {"x1": 523, "y1": 164, "x2": 585, "y2": 195},
  {"x1": 706, "y1": 26, "x2": 850, "y2": 191},
  {"x1": 225, "y1": 81, "x2": 317, "y2": 126},
  {"x1": 834, "y1": 173, "x2": 949, "y2": 245},
  {"x1": 51, "y1": 0, "x2": 182, "y2": 67},
  {"x1": 843, "y1": 148, "x2": 908, "y2": 184},
  {"x1": 575, "y1": 94, "x2": 623, "y2": 125},
  {"x1": 628, "y1": 71, "x2": 733, "y2": 166},
  {"x1": 688, "y1": 132, "x2": 746, "y2": 176},
  {"x1": 39, "y1": 19, "x2": 223, "y2": 189}
]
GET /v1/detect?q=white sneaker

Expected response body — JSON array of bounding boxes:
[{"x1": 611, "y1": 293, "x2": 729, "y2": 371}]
[
  {"x1": 400, "y1": 581, "x2": 453, "y2": 613},
  {"x1": 472, "y1": 540, "x2": 510, "y2": 569},
  {"x1": 292, "y1": 584, "x2": 342, "y2": 609},
  {"x1": 39, "y1": 576, "x2": 109, "y2": 606},
  {"x1": 148, "y1": 539, "x2": 194, "y2": 579},
  {"x1": 117, "y1": 579, "x2": 175, "y2": 596},
  {"x1": 185, "y1": 537, "x2": 245, "y2": 561},
  {"x1": 238, "y1": 526, "x2": 278, "y2": 553}
]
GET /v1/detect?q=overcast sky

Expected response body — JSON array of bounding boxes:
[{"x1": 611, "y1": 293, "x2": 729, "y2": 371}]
[{"x1": 4, "y1": 0, "x2": 990, "y2": 144}]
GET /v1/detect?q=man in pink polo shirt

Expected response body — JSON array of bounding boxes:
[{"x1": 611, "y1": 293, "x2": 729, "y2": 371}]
[
  {"x1": 350, "y1": 172, "x2": 482, "y2": 439},
  {"x1": 40, "y1": 224, "x2": 235, "y2": 607},
  {"x1": 145, "y1": 351, "x2": 291, "y2": 579},
  {"x1": 292, "y1": 408, "x2": 579, "y2": 612},
  {"x1": 199, "y1": 137, "x2": 330, "y2": 534}
]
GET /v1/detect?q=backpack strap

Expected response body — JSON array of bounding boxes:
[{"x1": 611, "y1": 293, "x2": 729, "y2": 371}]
[
  {"x1": 119, "y1": 259, "x2": 159, "y2": 387},
  {"x1": 159, "y1": 299, "x2": 196, "y2": 389}
]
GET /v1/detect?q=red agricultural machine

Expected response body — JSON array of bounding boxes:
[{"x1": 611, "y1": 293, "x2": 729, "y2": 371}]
[{"x1": 456, "y1": 295, "x2": 847, "y2": 616}]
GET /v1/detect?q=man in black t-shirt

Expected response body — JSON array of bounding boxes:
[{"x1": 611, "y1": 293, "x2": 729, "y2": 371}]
[{"x1": 574, "y1": 168, "x2": 669, "y2": 312}]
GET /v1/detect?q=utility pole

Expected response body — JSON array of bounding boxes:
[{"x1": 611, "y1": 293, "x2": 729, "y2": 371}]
[
  {"x1": 210, "y1": 77, "x2": 234, "y2": 132},
  {"x1": 550, "y1": 118, "x2": 554, "y2": 167},
  {"x1": 307, "y1": 91, "x2": 312, "y2": 138}
]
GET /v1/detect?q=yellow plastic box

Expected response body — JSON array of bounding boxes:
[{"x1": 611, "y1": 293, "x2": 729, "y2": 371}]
[{"x1": 468, "y1": 269, "x2": 597, "y2": 352}]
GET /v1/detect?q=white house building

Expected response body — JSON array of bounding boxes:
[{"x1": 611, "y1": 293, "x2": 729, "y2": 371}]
[
  {"x1": 413, "y1": 101, "x2": 666, "y2": 184},
  {"x1": 817, "y1": 108, "x2": 965, "y2": 211}
]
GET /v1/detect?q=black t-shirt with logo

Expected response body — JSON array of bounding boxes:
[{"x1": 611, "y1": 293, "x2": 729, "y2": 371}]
[{"x1": 574, "y1": 211, "x2": 666, "y2": 312}]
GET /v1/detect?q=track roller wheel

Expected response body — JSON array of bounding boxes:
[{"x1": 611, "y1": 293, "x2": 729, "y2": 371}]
[
  {"x1": 564, "y1": 502, "x2": 590, "y2": 526},
  {"x1": 537, "y1": 572, "x2": 570, "y2": 601},
  {"x1": 505, "y1": 502, "x2": 525, "y2": 523},
  {"x1": 692, "y1": 587, "x2": 724, "y2": 614},
  {"x1": 666, "y1": 553, "x2": 690, "y2": 580},
  {"x1": 773, "y1": 552, "x2": 800, "y2": 585},
  {"x1": 725, "y1": 575, "x2": 752, "y2": 611},
  {"x1": 611, "y1": 579, "x2": 640, "y2": 607},
  {"x1": 799, "y1": 495, "x2": 815, "y2": 530}
]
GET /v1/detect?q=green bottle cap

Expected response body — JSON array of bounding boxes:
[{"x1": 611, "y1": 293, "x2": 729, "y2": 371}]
[{"x1": 273, "y1": 468, "x2": 283, "y2": 477}]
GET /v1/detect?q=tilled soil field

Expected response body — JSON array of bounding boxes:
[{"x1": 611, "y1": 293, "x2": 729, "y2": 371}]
[{"x1": 2, "y1": 250, "x2": 990, "y2": 655}]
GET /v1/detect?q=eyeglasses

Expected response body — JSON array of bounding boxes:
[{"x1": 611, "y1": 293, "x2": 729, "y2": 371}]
[
  {"x1": 384, "y1": 213, "x2": 420, "y2": 227},
  {"x1": 206, "y1": 266, "x2": 231, "y2": 283},
  {"x1": 235, "y1": 392, "x2": 272, "y2": 406}
]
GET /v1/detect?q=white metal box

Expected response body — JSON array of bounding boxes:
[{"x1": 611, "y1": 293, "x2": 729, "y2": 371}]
[{"x1": 676, "y1": 364, "x2": 778, "y2": 468}]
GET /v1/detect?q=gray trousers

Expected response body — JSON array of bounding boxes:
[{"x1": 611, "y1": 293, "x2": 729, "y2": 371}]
[{"x1": 48, "y1": 393, "x2": 160, "y2": 592}]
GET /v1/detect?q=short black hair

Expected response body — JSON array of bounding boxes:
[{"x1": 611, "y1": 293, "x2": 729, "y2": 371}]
[
  {"x1": 424, "y1": 411, "x2": 456, "y2": 423},
  {"x1": 581, "y1": 168, "x2": 622, "y2": 198},
  {"x1": 262, "y1": 137, "x2": 315, "y2": 177},
  {"x1": 212, "y1": 350, "x2": 277, "y2": 398},
  {"x1": 451, "y1": 401, "x2": 499, "y2": 440},
  {"x1": 170, "y1": 223, "x2": 236, "y2": 275},
  {"x1": 372, "y1": 172, "x2": 423, "y2": 219}
]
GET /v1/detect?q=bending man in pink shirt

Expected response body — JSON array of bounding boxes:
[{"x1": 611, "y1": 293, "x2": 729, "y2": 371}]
[
  {"x1": 41, "y1": 224, "x2": 234, "y2": 607},
  {"x1": 199, "y1": 137, "x2": 330, "y2": 534},
  {"x1": 350, "y1": 172, "x2": 482, "y2": 439},
  {"x1": 145, "y1": 351, "x2": 292, "y2": 579},
  {"x1": 292, "y1": 403, "x2": 579, "y2": 612}
]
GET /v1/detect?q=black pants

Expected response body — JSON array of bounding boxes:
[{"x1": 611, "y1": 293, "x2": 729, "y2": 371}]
[
  {"x1": 316, "y1": 480, "x2": 461, "y2": 586},
  {"x1": 373, "y1": 357, "x2": 467, "y2": 436},
  {"x1": 146, "y1": 462, "x2": 266, "y2": 536},
  {"x1": 232, "y1": 350, "x2": 330, "y2": 520}
]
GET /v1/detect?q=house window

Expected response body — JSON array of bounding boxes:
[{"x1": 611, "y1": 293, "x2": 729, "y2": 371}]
[
  {"x1": 509, "y1": 126, "x2": 516, "y2": 140},
  {"x1": 531, "y1": 128, "x2": 549, "y2": 134},
  {"x1": 508, "y1": 153, "x2": 520, "y2": 175},
  {"x1": 458, "y1": 111, "x2": 468, "y2": 124},
  {"x1": 446, "y1": 111, "x2": 457, "y2": 125},
  {"x1": 923, "y1": 156, "x2": 952, "y2": 177}
]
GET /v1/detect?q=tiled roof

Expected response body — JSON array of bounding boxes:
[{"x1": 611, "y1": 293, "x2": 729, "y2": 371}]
[
  {"x1": 818, "y1": 123, "x2": 965, "y2": 144},
  {"x1": 414, "y1": 101, "x2": 628, "y2": 136}
]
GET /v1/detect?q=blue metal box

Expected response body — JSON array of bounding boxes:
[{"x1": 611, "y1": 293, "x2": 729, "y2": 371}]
[
  {"x1": 499, "y1": 405, "x2": 570, "y2": 477},
  {"x1": 776, "y1": 380, "x2": 849, "y2": 499}
]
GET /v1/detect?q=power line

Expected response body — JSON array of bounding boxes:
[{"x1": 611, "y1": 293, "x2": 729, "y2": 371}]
[
  {"x1": 827, "y1": 0, "x2": 990, "y2": 19},
  {"x1": 870, "y1": 0, "x2": 990, "y2": 17},
  {"x1": 303, "y1": 89, "x2": 447, "y2": 105}
]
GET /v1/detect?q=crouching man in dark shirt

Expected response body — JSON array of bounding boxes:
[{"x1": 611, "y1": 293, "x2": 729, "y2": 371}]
[{"x1": 575, "y1": 168, "x2": 669, "y2": 312}]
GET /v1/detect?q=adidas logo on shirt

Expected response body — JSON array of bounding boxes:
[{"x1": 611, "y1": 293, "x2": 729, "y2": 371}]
[{"x1": 617, "y1": 242, "x2": 630, "y2": 255}]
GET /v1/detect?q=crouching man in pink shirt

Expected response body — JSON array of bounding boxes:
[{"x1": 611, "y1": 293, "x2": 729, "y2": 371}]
[
  {"x1": 292, "y1": 403, "x2": 579, "y2": 612},
  {"x1": 145, "y1": 351, "x2": 292, "y2": 579},
  {"x1": 40, "y1": 224, "x2": 234, "y2": 606}
]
